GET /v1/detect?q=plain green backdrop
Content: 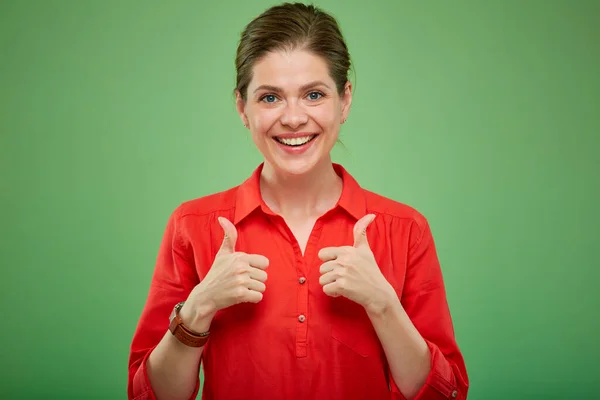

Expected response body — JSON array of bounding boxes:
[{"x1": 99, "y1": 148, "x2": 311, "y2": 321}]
[{"x1": 1, "y1": 0, "x2": 599, "y2": 399}]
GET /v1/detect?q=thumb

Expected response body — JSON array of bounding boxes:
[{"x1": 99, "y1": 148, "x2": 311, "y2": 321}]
[
  {"x1": 353, "y1": 214, "x2": 376, "y2": 249},
  {"x1": 217, "y1": 217, "x2": 237, "y2": 254}
]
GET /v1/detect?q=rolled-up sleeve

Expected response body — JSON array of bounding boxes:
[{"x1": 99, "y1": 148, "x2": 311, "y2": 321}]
[{"x1": 390, "y1": 218, "x2": 469, "y2": 399}]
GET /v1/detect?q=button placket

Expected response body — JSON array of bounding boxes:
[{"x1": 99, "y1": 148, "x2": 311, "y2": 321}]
[
  {"x1": 295, "y1": 251, "x2": 308, "y2": 357},
  {"x1": 293, "y1": 218, "x2": 324, "y2": 358}
]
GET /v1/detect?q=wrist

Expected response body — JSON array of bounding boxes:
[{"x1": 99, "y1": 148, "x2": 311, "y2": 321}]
[
  {"x1": 180, "y1": 295, "x2": 216, "y2": 333},
  {"x1": 365, "y1": 284, "x2": 399, "y2": 318}
]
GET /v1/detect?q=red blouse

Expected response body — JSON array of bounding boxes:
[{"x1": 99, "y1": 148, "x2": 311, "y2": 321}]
[{"x1": 128, "y1": 163, "x2": 469, "y2": 399}]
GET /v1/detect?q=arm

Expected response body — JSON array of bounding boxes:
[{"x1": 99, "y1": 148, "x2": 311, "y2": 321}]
[
  {"x1": 145, "y1": 306, "x2": 214, "y2": 400},
  {"x1": 128, "y1": 208, "x2": 203, "y2": 400},
  {"x1": 318, "y1": 215, "x2": 469, "y2": 399},
  {"x1": 128, "y1": 213, "x2": 268, "y2": 400},
  {"x1": 370, "y1": 220, "x2": 469, "y2": 400},
  {"x1": 366, "y1": 295, "x2": 431, "y2": 399}
]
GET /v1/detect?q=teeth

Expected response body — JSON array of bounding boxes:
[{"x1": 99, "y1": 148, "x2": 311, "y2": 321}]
[{"x1": 276, "y1": 135, "x2": 315, "y2": 146}]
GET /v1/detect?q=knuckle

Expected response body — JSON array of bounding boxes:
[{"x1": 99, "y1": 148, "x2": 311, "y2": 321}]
[
  {"x1": 233, "y1": 262, "x2": 248, "y2": 274},
  {"x1": 234, "y1": 275, "x2": 246, "y2": 286},
  {"x1": 235, "y1": 287, "x2": 247, "y2": 301}
]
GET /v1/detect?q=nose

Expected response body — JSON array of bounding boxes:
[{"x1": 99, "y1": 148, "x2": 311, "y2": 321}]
[{"x1": 279, "y1": 99, "x2": 308, "y2": 129}]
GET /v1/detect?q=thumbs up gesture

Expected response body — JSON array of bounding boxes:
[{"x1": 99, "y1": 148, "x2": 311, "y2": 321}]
[
  {"x1": 318, "y1": 214, "x2": 395, "y2": 313},
  {"x1": 181, "y1": 217, "x2": 269, "y2": 330}
]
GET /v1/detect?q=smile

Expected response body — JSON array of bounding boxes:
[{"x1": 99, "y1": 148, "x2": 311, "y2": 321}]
[{"x1": 274, "y1": 135, "x2": 317, "y2": 147}]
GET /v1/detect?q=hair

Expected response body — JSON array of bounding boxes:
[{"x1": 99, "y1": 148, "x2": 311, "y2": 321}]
[{"x1": 235, "y1": 2, "x2": 352, "y2": 101}]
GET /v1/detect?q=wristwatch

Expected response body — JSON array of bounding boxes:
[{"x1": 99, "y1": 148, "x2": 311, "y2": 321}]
[{"x1": 168, "y1": 301, "x2": 210, "y2": 347}]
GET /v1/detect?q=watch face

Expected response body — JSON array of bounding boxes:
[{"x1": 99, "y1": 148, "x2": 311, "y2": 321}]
[{"x1": 169, "y1": 301, "x2": 184, "y2": 323}]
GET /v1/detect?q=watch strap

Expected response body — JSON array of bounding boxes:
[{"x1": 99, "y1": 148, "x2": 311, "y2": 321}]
[{"x1": 169, "y1": 302, "x2": 210, "y2": 347}]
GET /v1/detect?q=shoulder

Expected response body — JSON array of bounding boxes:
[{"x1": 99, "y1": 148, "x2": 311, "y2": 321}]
[
  {"x1": 363, "y1": 188, "x2": 429, "y2": 234},
  {"x1": 172, "y1": 185, "x2": 240, "y2": 220}
]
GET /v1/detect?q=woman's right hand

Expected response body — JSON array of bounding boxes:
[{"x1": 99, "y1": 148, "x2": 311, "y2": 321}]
[{"x1": 179, "y1": 217, "x2": 269, "y2": 332}]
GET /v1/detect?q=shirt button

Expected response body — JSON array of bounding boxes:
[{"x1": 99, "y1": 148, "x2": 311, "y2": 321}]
[
  {"x1": 451, "y1": 390, "x2": 458, "y2": 398},
  {"x1": 299, "y1": 277, "x2": 306, "y2": 284},
  {"x1": 298, "y1": 314, "x2": 306, "y2": 322}
]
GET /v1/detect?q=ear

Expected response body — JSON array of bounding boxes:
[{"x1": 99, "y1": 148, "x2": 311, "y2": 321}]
[
  {"x1": 340, "y1": 81, "x2": 353, "y2": 124},
  {"x1": 235, "y1": 90, "x2": 249, "y2": 128}
]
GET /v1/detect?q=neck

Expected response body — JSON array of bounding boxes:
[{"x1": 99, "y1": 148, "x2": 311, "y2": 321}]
[{"x1": 260, "y1": 157, "x2": 343, "y2": 220}]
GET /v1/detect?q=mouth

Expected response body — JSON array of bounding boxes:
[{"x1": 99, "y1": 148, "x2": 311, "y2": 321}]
[{"x1": 273, "y1": 134, "x2": 318, "y2": 147}]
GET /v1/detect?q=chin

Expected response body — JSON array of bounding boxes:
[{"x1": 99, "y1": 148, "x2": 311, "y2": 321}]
[{"x1": 270, "y1": 156, "x2": 324, "y2": 176}]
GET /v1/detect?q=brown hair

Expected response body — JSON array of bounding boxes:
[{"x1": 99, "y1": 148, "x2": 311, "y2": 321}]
[{"x1": 235, "y1": 2, "x2": 352, "y2": 100}]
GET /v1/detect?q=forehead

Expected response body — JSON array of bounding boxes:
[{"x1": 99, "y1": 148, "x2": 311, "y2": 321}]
[{"x1": 249, "y1": 49, "x2": 333, "y2": 90}]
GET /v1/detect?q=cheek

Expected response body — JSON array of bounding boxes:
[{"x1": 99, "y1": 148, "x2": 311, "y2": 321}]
[
  {"x1": 313, "y1": 106, "x2": 339, "y2": 131},
  {"x1": 250, "y1": 108, "x2": 279, "y2": 134}
]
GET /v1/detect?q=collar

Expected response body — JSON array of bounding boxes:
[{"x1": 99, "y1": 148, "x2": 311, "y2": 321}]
[{"x1": 234, "y1": 163, "x2": 367, "y2": 225}]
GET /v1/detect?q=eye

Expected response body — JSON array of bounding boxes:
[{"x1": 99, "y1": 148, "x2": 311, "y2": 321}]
[
  {"x1": 307, "y1": 91, "x2": 324, "y2": 101},
  {"x1": 260, "y1": 94, "x2": 278, "y2": 103}
]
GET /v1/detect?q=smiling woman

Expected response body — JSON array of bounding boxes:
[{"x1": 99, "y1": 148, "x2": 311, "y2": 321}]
[
  {"x1": 128, "y1": 3, "x2": 469, "y2": 400},
  {"x1": 237, "y1": 50, "x2": 350, "y2": 178}
]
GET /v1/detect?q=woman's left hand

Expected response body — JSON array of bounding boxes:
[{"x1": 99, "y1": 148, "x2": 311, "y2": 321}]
[{"x1": 318, "y1": 214, "x2": 397, "y2": 314}]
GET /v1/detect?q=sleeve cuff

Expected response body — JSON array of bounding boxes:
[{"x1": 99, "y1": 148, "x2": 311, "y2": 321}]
[
  {"x1": 388, "y1": 340, "x2": 462, "y2": 400},
  {"x1": 131, "y1": 348, "x2": 201, "y2": 400},
  {"x1": 131, "y1": 350, "x2": 157, "y2": 400}
]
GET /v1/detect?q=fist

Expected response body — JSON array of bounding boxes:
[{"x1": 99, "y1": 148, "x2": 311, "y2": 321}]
[
  {"x1": 181, "y1": 217, "x2": 269, "y2": 328},
  {"x1": 318, "y1": 214, "x2": 395, "y2": 312}
]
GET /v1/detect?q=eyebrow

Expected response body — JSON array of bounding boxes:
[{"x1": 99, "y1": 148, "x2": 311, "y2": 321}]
[{"x1": 253, "y1": 80, "x2": 331, "y2": 94}]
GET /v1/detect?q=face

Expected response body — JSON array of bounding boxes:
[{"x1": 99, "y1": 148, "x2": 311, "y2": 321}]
[{"x1": 236, "y1": 49, "x2": 352, "y2": 176}]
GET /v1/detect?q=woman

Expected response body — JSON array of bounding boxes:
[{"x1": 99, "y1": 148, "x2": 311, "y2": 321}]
[{"x1": 128, "y1": 3, "x2": 469, "y2": 399}]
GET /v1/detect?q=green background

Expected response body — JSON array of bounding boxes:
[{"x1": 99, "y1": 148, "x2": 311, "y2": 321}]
[{"x1": 1, "y1": 0, "x2": 598, "y2": 398}]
